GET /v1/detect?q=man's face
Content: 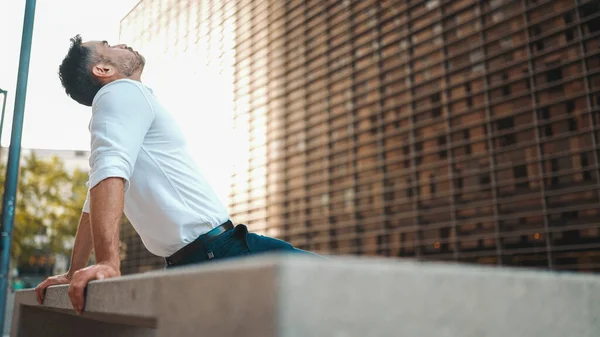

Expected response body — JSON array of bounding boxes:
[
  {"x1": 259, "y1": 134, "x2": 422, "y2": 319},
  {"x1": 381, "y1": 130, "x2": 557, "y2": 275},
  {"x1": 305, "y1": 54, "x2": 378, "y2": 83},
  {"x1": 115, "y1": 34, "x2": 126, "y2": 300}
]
[{"x1": 83, "y1": 40, "x2": 146, "y2": 79}]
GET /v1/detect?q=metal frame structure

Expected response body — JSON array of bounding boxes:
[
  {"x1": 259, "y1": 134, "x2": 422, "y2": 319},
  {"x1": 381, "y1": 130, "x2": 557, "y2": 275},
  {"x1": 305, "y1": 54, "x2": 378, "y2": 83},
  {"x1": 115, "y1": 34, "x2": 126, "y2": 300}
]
[
  {"x1": 228, "y1": 0, "x2": 600, "y2": 271},
  {"x1": 119, "y1": 0, "x2": 600, "y2": 274}
]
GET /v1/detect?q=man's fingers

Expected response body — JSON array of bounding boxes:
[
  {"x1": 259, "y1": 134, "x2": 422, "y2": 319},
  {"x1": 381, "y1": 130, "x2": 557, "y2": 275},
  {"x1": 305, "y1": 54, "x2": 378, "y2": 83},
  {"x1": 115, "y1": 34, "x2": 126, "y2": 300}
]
[
  {"x1": 68, "y1": 269, "x2": 97, "y2": 315},
  {"x1": 36, "y1": 275, "x2": 74, "y2": 305},
  {"x1": 68, "y1": 280, "x2": 85, "y2": 315},
  {"x1": 67, "y1": 266, "x2": 116, "y2": 315},
  {"x1": 35, "y1": 280, "x2": 48, "y2": 305},
  {"x1": 35, "y1": 279, "x2": 56, "y2": 305}
]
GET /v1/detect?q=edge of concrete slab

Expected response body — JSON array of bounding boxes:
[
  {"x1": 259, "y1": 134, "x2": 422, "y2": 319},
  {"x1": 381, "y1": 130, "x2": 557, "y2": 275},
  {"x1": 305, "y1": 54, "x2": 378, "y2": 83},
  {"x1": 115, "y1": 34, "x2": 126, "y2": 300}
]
[
  {"x1": 9, "y1": 254, "x2": 600, "y2": 337},
  {"x1": 277, "y1": 255, "x2": 600, "y2": 337}
]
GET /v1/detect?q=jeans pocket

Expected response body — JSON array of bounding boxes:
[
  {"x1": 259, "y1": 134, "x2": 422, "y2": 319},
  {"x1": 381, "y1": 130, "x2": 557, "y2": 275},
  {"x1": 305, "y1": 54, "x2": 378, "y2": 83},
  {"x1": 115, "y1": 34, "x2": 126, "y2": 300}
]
[
  {"x1": 208, "y1": 226, "x2": 251, "y2": 259},
  {"x1": 243, "y1": 232, "x2": 295, "y2": 254}
]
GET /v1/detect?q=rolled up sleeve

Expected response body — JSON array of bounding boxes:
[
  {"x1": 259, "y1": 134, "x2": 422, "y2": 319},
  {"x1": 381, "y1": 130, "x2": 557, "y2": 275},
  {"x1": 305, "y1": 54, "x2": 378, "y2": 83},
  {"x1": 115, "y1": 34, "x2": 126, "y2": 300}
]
[{"x1": 87, "y1": 81, "x2": 155, "y2": 192}]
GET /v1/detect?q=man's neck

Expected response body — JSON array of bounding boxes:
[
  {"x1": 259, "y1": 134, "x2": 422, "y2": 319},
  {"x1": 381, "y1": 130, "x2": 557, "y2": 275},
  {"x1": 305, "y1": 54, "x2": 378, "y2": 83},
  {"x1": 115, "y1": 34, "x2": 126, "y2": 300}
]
[
  {"x1": 130, "y1": 69, "x2": 143, "y2": 82},
  {"x1": 129, "y1": 73, "x2": 143, "y2": 82},
  {"x1": 104, "y1": 71, "x2": 143, "y2": 84}
]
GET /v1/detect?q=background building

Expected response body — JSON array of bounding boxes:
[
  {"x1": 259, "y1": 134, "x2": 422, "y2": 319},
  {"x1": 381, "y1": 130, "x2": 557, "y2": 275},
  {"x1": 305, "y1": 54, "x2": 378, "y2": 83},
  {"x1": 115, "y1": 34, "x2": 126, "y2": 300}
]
[{"x1": 119, "y1": 0, "x2": 600, "y2": 274}]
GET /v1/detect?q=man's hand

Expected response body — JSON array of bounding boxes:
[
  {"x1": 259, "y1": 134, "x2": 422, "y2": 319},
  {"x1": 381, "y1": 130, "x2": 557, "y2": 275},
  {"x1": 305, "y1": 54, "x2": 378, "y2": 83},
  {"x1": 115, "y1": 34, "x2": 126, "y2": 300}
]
[
  {"x1": 68, "y1": 263, "x2": 120, "y2": 315},
  {"x1": 35, "y1": 273, "x2": 72, "y2": 305}
]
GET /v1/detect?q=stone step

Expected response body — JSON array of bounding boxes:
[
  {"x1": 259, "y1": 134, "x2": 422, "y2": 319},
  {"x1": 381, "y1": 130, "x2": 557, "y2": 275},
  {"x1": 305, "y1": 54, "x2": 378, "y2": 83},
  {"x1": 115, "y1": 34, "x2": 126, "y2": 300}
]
[{"x1": 10, "y1": 254, "x2": 600, "y2": 337}]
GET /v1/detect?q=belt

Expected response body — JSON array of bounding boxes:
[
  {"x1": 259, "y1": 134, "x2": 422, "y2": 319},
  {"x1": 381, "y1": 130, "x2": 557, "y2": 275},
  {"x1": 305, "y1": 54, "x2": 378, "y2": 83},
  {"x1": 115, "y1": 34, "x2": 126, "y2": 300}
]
[{"x1": 165, "y1": 220, "x2": 234, "y2": 266}]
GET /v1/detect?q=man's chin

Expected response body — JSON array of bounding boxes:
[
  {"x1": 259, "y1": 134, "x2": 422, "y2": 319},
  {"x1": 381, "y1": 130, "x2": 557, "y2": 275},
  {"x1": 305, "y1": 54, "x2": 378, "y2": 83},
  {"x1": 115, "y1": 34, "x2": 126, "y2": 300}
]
[{"x1": 137, "y1": 59, "x2": 146, "y2": 72}]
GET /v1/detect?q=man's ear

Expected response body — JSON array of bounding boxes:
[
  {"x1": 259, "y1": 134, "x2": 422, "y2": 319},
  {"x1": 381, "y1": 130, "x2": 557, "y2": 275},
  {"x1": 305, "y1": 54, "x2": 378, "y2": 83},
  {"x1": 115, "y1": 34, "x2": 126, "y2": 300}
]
[{"x1": 91, "y1": 63, "x2": 115, "y2": 78}]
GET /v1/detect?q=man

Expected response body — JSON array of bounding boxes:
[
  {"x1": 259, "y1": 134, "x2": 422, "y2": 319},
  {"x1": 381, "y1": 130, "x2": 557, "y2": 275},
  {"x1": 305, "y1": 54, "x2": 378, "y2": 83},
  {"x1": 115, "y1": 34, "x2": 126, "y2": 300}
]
[{"x1": 35, "y1": 35, "x2": 315, "y2": 315}]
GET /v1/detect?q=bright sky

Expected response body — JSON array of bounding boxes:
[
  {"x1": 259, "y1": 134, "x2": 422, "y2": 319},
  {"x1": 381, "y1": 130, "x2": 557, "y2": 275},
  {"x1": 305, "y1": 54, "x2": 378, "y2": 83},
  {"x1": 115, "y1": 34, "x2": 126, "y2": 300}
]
[
  {"x1": 0, "y1": 0, "x2": 141, "y2": 150},
  {"x1": 0, "y1": 0, "x2": 236, "y2": 204}
]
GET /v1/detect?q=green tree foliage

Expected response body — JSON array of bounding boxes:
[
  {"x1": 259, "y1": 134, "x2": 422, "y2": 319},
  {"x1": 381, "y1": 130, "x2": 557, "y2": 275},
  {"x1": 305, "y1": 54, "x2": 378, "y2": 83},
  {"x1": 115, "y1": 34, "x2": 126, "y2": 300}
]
[{"x1": 0, "y1": 152, "x2": 88, "y2": 265}]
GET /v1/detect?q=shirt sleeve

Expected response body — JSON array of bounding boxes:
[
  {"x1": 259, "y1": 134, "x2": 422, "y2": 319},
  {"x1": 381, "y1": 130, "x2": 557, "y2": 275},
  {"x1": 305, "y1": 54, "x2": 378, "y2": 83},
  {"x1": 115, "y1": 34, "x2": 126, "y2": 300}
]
[{"x1": 87, "y1": 81, "x2": 155, "y2": 193}]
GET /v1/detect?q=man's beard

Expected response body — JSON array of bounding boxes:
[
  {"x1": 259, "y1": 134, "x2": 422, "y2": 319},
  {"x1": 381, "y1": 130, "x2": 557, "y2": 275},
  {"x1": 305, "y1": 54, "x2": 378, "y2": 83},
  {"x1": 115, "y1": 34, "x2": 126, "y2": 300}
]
[
  {"x1": 136, "y1": 52, "x2": 146, "y2": 68},
  {"x1": 119, "y1": 53, "x2": 145, "y2": 77},
  {"x1": 138, "y1": 56, "x2": 146, "y2": 71}
]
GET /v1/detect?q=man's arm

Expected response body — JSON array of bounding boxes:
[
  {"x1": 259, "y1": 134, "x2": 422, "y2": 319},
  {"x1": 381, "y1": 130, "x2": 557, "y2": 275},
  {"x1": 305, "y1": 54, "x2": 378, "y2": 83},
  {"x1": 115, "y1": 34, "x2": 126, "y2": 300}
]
[
  {"x1": 68, "y1": 212, "x2": 94, "y2": 275},
  {"x1": 35, "y1": 211, "x2": 94, "y2": 304},
  {"x1": 67, "y1": 178, "x2": 125, "y2": 314},
  {"x1": 89, "y1": 177, "x2": 124, "y2": 268}
]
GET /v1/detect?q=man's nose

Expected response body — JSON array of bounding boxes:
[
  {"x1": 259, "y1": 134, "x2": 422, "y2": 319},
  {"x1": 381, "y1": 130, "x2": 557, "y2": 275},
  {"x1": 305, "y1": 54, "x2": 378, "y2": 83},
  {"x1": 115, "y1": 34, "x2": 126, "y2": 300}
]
[{"x1": 115, "y1": 44, "x2": 127, "y2": 49}]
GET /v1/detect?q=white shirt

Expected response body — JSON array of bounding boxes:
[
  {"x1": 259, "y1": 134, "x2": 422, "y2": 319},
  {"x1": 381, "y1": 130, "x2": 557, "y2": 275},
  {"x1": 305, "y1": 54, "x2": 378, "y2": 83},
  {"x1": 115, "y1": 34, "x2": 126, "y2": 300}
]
[{"x1": 82, "y1": 79, "x2": 230, "y2": 257}]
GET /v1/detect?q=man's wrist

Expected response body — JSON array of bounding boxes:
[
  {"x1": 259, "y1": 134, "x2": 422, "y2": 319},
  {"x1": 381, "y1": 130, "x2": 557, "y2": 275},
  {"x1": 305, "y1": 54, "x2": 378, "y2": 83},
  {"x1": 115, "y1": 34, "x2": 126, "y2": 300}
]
[{"x1": 97, "y1": 259, "x2": 121, "y2": 272}]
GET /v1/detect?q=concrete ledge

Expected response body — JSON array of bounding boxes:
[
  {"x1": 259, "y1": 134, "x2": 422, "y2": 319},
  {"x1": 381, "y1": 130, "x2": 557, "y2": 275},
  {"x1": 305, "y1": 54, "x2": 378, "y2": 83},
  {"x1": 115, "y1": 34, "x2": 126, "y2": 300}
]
[{"x1": 10, "y1": 254, "x2": 600, "y2": 337}]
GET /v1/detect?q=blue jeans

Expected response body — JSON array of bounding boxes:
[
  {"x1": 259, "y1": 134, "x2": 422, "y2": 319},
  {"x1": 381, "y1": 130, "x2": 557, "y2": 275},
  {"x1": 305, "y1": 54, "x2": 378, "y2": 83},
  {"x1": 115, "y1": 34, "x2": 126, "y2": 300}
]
[{"x1": 166, "y1": 224, "x2": 318, "y2": 268}]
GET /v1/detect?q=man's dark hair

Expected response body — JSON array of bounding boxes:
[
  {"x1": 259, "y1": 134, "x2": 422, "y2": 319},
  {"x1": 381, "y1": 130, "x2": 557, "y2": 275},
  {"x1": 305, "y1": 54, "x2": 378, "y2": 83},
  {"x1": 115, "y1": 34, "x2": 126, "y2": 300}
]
[{"x1": 58, "y1": 35, "x2": 103, "y2": 107}]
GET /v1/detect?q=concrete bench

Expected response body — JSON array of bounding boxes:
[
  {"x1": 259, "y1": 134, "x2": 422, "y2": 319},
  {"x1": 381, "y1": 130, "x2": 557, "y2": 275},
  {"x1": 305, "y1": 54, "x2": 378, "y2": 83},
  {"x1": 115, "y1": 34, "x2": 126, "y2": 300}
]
[{"x1": 9, "y1": 254, "x2": 600, "y2": 337}]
